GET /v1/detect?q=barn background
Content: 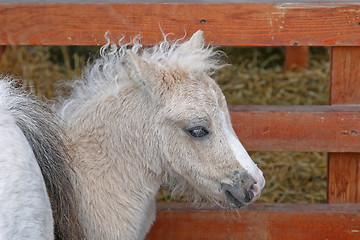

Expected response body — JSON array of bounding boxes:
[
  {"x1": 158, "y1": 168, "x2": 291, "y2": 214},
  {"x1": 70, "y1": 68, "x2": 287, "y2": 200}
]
[{"x1": 0, "y1": 45, "x2": 329, "y2": 203}]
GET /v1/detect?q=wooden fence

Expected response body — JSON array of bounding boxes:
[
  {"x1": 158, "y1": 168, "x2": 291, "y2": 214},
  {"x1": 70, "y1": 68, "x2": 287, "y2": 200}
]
[{"x1": 1, "y1": 1, "x2": 359, "y2": 239}]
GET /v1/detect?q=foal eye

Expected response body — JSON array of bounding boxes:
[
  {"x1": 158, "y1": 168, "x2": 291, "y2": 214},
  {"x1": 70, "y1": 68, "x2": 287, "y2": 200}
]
[{"x1": 187, "y1": 126, "x2": 209, "y2": 138}]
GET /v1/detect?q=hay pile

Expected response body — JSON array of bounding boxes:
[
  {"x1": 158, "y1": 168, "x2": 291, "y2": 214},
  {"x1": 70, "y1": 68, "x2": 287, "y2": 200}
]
[
  {"x1": 0, "y1": 46, "x2": 329, "y2": 203},
  {"x1": 0, "y1": 46, "x2": 97, "y2": 100}
]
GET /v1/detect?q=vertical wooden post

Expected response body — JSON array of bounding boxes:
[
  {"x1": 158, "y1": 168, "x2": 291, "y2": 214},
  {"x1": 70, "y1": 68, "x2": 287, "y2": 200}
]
[
  {"x1": 285, "y1": 46, "x2": 309, "y2": 72},
  {"x1": 0, "y1": 46, "x2": 5, "y2": 64},
  {"x1": 328, "y1": 46, "x2": 360, "y2": 203}
]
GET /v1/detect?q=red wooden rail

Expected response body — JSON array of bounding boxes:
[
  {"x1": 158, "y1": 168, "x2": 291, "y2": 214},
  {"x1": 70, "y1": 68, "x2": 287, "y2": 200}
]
[
  {"x1": 1, "y1": 1, "x2": 359, "y2": 239},
  {"x1": 147, "y1": 203, "x2": 360, "y2": 240},
  {"x1": 0, "y1": 1, "x2": 360, "y2": 46},
  {"x1": 230, "y1": 105, "x2": 360, "y2": 152}
]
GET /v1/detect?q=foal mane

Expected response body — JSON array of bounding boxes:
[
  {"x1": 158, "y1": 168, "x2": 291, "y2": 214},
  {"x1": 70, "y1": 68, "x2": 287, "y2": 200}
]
[
  {"x1": 0, "y1": 77, "x2": 84, "y2": 240},
  {"x1": 59, "y1": 31, "x2": 225, "y2": 121}
]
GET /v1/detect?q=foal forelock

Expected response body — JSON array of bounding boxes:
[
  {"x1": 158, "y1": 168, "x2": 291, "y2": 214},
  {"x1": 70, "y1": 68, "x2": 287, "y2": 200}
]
[{"x1": 0, "y1": 78, "x2": 84, "y2": 239}]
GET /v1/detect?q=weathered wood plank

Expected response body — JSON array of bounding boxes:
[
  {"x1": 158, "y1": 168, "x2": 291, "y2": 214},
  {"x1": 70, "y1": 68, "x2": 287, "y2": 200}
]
[
  {"x1": 285, "y1": 46, "x2": 309, "y2": 71},
  {"x1": 330, "y1": 47, "x2": 360, "y2": 105},
  {"x1": 229, "y1": 105, "x2": 360, "y2": 152},
  {"x1": 328, "y1": 46, "x2": 360, "y2": 203},
  {"x1": 4, "y1": 1, "x2": 360, "y2": 3},
  {"x1": 0, "y1": 3, "x2": 360, "y2": 46},
  {"x1": 146, "y1": 203, "x2": 360, "y2": 240},
  {"x1": 328, "y1": 153, "x2": 360, "y2": 203}
]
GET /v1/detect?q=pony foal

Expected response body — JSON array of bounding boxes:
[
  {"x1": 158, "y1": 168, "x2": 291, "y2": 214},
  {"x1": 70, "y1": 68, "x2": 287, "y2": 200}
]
[{"x1": 59, "y1": 30, "x2": 265, "y2": 239}]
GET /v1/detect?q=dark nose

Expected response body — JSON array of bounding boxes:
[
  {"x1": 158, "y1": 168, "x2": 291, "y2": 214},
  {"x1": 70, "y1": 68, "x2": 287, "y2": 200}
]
[
  {"x1": 221, "y1": 171, "x2": 258, "y2": 207},
  {"x1": 221, "y1": 182, "x2": 255, "y2": 207}
]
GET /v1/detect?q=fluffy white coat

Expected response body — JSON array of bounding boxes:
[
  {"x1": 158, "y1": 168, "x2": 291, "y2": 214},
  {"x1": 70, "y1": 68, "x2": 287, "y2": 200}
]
[
  {"x1": 59, "y1": 30, "x2": 265, "y2": 240},
  {"x1": 0, "y1": 82, "x2": 53, "y2": 240}
]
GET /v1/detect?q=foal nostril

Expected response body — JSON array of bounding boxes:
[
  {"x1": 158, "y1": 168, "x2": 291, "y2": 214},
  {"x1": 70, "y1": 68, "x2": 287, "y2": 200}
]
[
  {"x1": 244, "y1": 189, "x2": 254, "y2": 203},
  {"x1": 250, "y1": 182, "x2": 259, "y2": 194},
  {"x1": 249, "y1": 182, "x2": 261, "y2": 201}
]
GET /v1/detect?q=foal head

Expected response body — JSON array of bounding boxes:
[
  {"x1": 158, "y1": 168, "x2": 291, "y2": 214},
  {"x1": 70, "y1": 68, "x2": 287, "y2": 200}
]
[{"x1": 127, "y1": 30, "x2": 265, "y2": 207}]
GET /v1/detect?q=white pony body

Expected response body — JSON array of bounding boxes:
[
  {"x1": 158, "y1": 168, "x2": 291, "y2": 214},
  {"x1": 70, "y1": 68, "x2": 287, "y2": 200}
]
[
  {"x1": 59, "y1": 30, "x2": 265, "y2": 239},
  {"x1": 0, "y1": 112, "x2": 53, "y2": 239},
  {"x1": 0, "y1": 79, "x2": 84, "y2": 240},
  {"x1": 0, "y1": 81, "x2": 53, "y2": 239}
]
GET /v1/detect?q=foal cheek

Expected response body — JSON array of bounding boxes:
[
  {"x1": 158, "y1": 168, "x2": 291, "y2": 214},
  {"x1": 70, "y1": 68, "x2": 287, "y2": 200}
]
[{"x1": 160, "y1": 133, "x2": 194, "y2": 175}]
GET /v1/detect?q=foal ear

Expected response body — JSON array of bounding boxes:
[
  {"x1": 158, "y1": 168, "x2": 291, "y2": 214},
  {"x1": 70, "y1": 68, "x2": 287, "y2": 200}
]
[
  {"x1": 127, "y1": 49, "x2": 154, "y2": 74},
  {"x1": 126, "y1": 50, "x2": 162, "y2": 98},
  {"x1": 180, "y1": 30, "x2": 205, "y2": 50}
]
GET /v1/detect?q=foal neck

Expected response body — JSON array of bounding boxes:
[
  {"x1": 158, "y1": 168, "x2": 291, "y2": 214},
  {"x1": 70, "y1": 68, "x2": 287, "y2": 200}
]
[{"x1": 67, "y1": 85, "x2": 164, "y2": 239}]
